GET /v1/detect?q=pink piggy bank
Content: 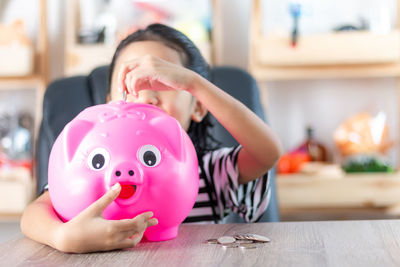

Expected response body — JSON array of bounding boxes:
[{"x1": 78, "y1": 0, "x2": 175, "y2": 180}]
[{"x1": 48, "y1": 101, "x2": 199, "y2": 241}]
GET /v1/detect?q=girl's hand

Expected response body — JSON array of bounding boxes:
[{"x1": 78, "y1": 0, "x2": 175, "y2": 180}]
[
  {"x1": 117, "y1": 55, "x2": 197, "y2": 97},
  {"x1": 54, "y1": 183, "x2": 158, "y2": 253}
]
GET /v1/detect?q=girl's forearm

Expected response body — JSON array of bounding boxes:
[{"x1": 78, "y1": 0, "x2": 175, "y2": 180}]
[
  {"x1": 20, "y1": 192, "x2": 64, "y2": 250},
  {"x1": 190, "y1": 74, "x2": 282, "y2": 182}
]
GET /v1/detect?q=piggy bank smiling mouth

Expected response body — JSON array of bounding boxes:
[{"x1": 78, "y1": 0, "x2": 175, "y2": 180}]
[
  {"x1": 119, "y1": 184, "x2": 137, "y2": 199},
  {"x1": 114, "y1": 180, "x2": 143, "y2": 205}
]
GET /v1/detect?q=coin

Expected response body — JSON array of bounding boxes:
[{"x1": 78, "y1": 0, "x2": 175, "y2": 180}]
[
  {"x1": 235, "y1": 233, "x2": 271, "y2": 242},
  {"x1": 234, "y1": 234, "x2": 248, "y2": 240},
  {"x1": 205, "y1": 234, "x2": 268, "y2": 249},
  {"x1": 239, "y1": 243, "x2": 258, "y2": 249},
  {"x1": 247, "y1": 234, "x2": 271, "y2": 243},
  {"x1": 235, "y1": 239, "x2": 254, "y2": 244},
  {"x1": 221, "y1": 243, "x2": 239, "y2": 248},
  {"x1": 217, "y1": 236, "x2": 236, "y2": 244}
]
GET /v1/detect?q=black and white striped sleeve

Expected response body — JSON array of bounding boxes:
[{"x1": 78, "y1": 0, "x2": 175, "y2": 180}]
[{"x1": 200, "y1": 146, "x2": 271, "y2": 222}]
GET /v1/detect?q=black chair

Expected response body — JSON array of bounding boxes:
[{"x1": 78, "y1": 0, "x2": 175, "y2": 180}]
[{"x1": 37, "y1": 65, "x2": 280, "y2": 222}]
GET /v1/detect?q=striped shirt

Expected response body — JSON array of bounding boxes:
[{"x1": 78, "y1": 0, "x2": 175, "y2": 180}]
[{"x1": 184, "y1": 145, "x2": 271, "y2": 224}]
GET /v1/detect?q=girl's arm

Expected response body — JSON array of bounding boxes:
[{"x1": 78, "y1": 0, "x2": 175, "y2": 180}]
[
  {"x1": 189, "y1": 75, "x2": 282, "y2": 184},
  {"x1": 118, "y1": 55, "x2": 282, "y2": 184},
  {"x1": 20, "y1": 184, "x2": 157, "y2": 253}
]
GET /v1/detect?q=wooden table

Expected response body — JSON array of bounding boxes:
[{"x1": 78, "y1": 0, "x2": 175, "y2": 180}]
[{"x1": 2, "y1": 220, "x2": 400, "y2": 266}]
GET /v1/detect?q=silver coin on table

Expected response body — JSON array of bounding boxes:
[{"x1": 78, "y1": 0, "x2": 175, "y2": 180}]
[
  {"x1": 246, "y1": 234, "x2": 271, "y2": 243},
  {"x1": 217, "y1": 236, "x2": 236, "y2": 244},
  {"x1": 239, "y1": 243, "x2": 258, "y2": 249},
  {"x1": 235, "y1": 239, "x2": 254, "y2": 244},
  {"x1": 234, "y1": 234, "x2": 248, "y2": 240},
  {"x1": 221, "y1": 243, "x2": 239, "y2": 248}
]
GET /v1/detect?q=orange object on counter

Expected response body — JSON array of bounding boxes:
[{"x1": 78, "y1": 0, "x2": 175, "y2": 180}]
[{"x1": 277, "y1": 152, "x2": 311, "y2": 174}]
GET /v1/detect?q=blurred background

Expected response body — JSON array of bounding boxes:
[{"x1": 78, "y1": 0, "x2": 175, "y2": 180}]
[{"x1": 2, "y1": 0, "x2": 400, "y2": 242}]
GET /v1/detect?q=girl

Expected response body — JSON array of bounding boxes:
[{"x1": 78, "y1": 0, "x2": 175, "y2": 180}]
[{"x1": 21, "y1": 24, "x2": 282, "y2": 253}]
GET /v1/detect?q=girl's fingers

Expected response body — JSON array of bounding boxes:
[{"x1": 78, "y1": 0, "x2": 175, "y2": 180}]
[
  {"x1": 147, "y1": 218, "x2": 159, "y2": 227},
  {"x1": 121, "y1": 219, "x2": 157, "y2": 239},
  {"x1": 150, "y1": 79, "x2": 175, "y2": 91},
  {"x1": 121, "y1": 229, "x2": 144, "y2": 240},
  {"x1": 126, "y1": 69, "x2": 175, "y2": 95},
  {"x1": 117, "y1": 66, "x2": 130, "y2": 94},
  {"x1": 112, "y1": 211, "x2": 156, "y2": 231},
  {"x1": 118, "y1": 56, "x2": 190, "y2": 97},
  {"x1": 126, "y1": 71, "x2": 149, "y2": 96},
  {"x1": 117, "y1": 62, "x2": 139, "y2": 94},
  {"x1": 120, "y1": 232, "x2": 145, "y2": 249},
  {"x1": 111, "y1": 214, "x2": 156, "y2": 248},
  {"x1": 125, "y1": 71, "x2": 137, "y2": 96},
  {"x1": 119, "y1": 218, "x2": 158, "y2": 239},
  {"x1": 85, "y1": 183, "x2": 121, "y2": 216}
]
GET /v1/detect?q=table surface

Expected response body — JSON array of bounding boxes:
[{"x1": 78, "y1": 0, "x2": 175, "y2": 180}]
[{"x1": 2, "y1": 220, "x2": 400, "y2": 267}]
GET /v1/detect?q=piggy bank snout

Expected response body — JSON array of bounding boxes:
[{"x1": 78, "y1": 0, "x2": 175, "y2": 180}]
[{"x1": 110, "y1": 162, "x2": 143, "y2": 185}]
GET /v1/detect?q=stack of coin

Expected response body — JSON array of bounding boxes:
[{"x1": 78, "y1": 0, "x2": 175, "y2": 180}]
[
  {"x1": 217, "y1": 236, "x2": 238, "y2": 248},
  {"x1": 204, "y1": 233, "x2": 270, "y2": 250}
]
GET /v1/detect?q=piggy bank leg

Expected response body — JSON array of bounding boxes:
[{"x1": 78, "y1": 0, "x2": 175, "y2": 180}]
[{"x1": 144, "y1": 225, "x2": 179, "y2": 241}]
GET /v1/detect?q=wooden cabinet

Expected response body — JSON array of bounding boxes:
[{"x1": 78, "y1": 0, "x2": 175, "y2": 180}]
[{"x1": 0, "y1": 0, "x2": 47, "y2": 217}]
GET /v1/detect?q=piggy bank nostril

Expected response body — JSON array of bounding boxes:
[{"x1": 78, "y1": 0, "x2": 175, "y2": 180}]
[
  {"x1": 116, "y1": 171, "x2": 121, "y2": 177},
  {"x1": 129, "y1": 170, "x2": 134, "y2": 176}
]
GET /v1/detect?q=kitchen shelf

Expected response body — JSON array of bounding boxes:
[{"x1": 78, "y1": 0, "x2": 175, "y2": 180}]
[
  {"x1": 258, "y1": 31, "x2": 400, "y2": 67},
  {"x1": 0, "y1": 75, "x2": 46, "y2": 88},
  {"x1": 250, "y1": 62, "x2": 400, "y2": 81},
  {"x1": 249, "y1": 0, "x2": 400, "y2": 81}
]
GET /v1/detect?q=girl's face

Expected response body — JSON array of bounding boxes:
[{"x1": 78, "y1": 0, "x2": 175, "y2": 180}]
[{"x1": 109, "y1": 41, "x2": 201, "y2": 131}]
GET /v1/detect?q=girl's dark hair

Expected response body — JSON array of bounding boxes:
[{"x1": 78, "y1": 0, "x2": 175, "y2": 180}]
[{"x1": 108, "y1": 23, "x2": 220, "y2": 156}]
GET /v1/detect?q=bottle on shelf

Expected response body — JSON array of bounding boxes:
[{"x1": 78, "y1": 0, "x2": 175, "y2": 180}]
[{"x1": 295, "y1": 126, "x2": 327, "y2": 162}]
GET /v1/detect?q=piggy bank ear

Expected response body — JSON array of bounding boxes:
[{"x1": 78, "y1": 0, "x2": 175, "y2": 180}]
[
  {"x1": 151, "y1": 116, "x2": 185, "y2": 161},
  {"x1": 63, "y1": 119, "x2": 94, "y2": 162}
]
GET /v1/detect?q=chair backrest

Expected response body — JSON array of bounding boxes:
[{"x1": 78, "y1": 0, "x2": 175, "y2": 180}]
[{"x1": 37, "y1": 65, "x2": 279, "y2": 222}]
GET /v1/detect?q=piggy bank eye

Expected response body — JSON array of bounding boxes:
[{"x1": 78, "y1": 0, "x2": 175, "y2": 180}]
[
  {"x1": 138, "y1": 145, "x2": 161, "y2": 167},
  {"x1": 87, "y1": 148, "x2": 110, "y2": 171}
]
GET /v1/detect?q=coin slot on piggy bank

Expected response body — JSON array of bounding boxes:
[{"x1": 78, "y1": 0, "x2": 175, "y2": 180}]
[{"x1": 48, "y1": 101, "x2": 199, "y2": 241}]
